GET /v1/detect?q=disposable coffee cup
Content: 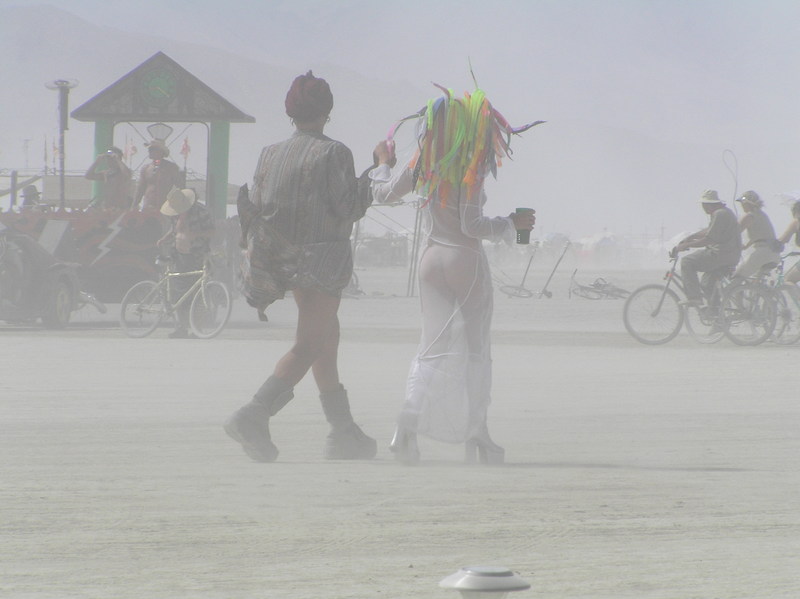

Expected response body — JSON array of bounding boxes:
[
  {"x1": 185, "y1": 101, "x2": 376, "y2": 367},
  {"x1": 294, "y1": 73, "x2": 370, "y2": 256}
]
[{"x1": 515, "y1": 207, "x2": 534, "y2": 244}]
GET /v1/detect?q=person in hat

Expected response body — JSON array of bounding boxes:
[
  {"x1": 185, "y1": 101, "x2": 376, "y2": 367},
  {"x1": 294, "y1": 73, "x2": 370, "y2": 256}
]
[
  {"x1": 84, "y1": 146, "x2": 132, "y2": 211},
  {"x1": 156, "y1": 186, "x2": 215, "y2": 338},
  {"x1": 733, "y1": 190, "x2": 781, "y2": 279},
  {"x1": 777, "y1": 200, "x2": 800, "y2": 285},
  {"x1": 20, "y1": 185, "x2": 43, "y2": 209},
  {"x1": 225, "y1": 70, "x2": 377, "y2": 463},
  {"x1": 672, "y1": 189, "x2": 742, "y2": 306},
  {"x1": 133, "y1": 138, "x2": 181, "y2": 211}
]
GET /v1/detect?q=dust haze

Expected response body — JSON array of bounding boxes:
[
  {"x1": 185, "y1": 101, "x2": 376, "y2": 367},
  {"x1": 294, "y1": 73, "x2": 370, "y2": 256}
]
[{"x1": 1, "y1": 1, "x2": 799, "y2": 598}]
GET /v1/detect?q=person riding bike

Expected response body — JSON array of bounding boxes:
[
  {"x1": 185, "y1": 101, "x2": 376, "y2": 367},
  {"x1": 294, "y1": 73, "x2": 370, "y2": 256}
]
[
  {"x1": 733, "y1": 190, "x2": 782, "y2": 279},
  {"x1": 672, "y1": 189, "x2": 742, "y2": 307},
  {"x1": 156, "y1": 186, "x2": 215, "y2": 338}
]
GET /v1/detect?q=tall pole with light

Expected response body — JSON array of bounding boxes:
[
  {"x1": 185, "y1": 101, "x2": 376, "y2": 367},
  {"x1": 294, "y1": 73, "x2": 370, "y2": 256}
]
[{"x1": 46, "y1": 79, "x2": 78, "y2": 210}]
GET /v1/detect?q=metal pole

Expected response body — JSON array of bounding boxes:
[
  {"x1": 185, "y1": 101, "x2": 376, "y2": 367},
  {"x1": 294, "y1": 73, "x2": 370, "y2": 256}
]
[
  {"x1": 10, "y1": 170, "x2": 18, "y2": 209},
  {"x1": 46, "y1": 79, "x2": 78, "y2": 210}
]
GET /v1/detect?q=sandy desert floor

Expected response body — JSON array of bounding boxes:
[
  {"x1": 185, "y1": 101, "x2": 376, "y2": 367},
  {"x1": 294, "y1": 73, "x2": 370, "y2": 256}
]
[{"x1": 2, "y1": 266, "x2": 799, "y2": 598}]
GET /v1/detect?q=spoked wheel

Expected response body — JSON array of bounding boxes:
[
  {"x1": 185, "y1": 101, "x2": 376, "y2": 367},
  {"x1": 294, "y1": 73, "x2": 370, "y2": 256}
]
[
  {"x1": 120, "y1": 280, "x2": 165, "y2": 338},
  {"x1": 721, "y1": 283, "x2": 777, "y2": 346},
  {"x1": 42, "y1": 280, "x2": 73, "y2": 329},
  {"x1": 623, "y1": 284, "x2": 684, "y2": 345},
  {"x1": 189, "y1": 280, "x2": 232, "y2": 339},
  {"x1": 771, "y1": 284, "x2": 800, "y2": 345},
  {"x1": 499, "y1": 285, "x2": 533, "y2": 299},
  {"x1": 684, "y1": 305, "x2": 725, "y2": 344}
]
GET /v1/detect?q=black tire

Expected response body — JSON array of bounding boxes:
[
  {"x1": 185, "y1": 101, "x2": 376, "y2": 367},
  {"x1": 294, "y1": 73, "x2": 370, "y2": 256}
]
[
  {"x1": 189, "y1": 280, "x2": 232, "y2": 339},
  {"x1": 773, "y1": 284, "x2": 800, "y2": 345},
  {"x1": 41, "y1": 279, "x2": 73, "y2": 329},
  {"x1": 120, "y1": 280, "x2": 164, "y2": 338},
  {"x1": 684, "y1": 305, "x2": 725, "y2": 344},
  {"x1": 721, "y1": 283, "x2": 776, "y2": 346},
  {"x1": 623, "y1": 284, "x2": 684, "y2": 345}
]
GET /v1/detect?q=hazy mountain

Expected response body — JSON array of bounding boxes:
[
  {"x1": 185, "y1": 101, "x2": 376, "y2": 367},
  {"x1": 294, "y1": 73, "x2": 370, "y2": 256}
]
[{"x1": 2, "y1": 1, "x2": 799, "y2": 239}]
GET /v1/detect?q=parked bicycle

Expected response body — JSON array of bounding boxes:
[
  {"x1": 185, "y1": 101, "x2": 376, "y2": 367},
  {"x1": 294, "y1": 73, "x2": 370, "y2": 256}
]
[
  {"x1": 623, "y1": 254, "x2": 776, "y2": 346},
  {"x1": 569, "y1": 269, "x2": 630, "y2": 300},
  {"x1": 119, "y1": 256, "x2": 232, "y2": 339}
]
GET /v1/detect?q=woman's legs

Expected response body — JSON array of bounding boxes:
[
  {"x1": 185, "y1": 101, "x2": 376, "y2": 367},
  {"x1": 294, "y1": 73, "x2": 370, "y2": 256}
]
[
  {"x1": 273, "y1": 287, "x2": 341, "y2": 388},
  {"x1": 227, "y1": 287, "x2": 375, "y2": 461},
  {"x1": 401, "y1": 244, "x2": 499, "y2": 460}
]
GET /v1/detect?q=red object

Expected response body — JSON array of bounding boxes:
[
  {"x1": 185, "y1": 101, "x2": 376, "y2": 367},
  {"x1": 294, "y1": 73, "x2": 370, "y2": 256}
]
[{"x1": 284, "y1": 70, "x2": 333, "y2": 122}]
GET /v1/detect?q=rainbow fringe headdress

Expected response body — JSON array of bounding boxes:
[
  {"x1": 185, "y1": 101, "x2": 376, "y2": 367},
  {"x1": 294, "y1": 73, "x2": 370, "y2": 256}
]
[{"x1": 388, "y1": 83, "x2": 544, "y2": 206}]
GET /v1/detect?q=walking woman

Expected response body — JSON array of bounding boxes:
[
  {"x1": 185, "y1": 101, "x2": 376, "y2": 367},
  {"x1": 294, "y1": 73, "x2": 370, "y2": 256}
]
[
  {"x1": 370, "y1": 86, "x2": 539, "y2": 464},
  {"x1": 225, "y1": 71, "x2": 377, "y2": 463}
]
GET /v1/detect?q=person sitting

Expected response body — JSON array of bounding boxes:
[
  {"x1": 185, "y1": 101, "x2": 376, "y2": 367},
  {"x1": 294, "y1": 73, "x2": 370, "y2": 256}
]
[
  {"x1": 19, "y1": 185, "x2": 44, "y2": 210},
  {"x1": 673, "y1": 189, "x2": 742, "y2": 306},
  {"x1": 156, "y1": 186, "x2": 214, "y2": 339},
  {"x1": 733, "y1": 191, "x2": 782, "y2": 279}
]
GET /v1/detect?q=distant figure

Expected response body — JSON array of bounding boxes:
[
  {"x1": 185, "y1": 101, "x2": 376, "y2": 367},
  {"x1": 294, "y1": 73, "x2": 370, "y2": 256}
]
[
  {"x1": 673, "y1": 189, "x2": 742, "y2": 306},
  {"x1": 20, "y1": 185, "x2": 44, "y2": 210},
  {"x1": 156, "y1": 186, "x2": 214, "y2": 339},
  {"x1": 224, "y1": 70, "x2": 377, "y2": 463},
  {"x1": 370, "y1": 85, "x2": 538, "y2": 465},
  {"x1": 84, "y1": 146, "x2": 132, "y2": 211},
  {"x1": 777, "y1": 200, "x2": 800, "y2": 285},
  {"x1": 733, "y1": 190, "x2": 781, "y2": 279},
  {"x1": 133, "y1": 139, "x2": 181, "y2": 211}
]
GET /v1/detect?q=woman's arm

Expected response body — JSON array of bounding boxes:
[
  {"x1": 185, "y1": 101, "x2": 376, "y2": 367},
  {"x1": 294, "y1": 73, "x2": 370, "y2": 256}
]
[
  {"x1": 777, "y1": 219, "x2": 799, "y2": 244},
  {"x1": 325, "y1": 143, "x2": 369, "y2": 220},
  {"x1": 459, "y1": 188, "x2": 515, "y2": 242},
  {"x1": 369, "y1": 163, "x2": 414, "y2": 205}
]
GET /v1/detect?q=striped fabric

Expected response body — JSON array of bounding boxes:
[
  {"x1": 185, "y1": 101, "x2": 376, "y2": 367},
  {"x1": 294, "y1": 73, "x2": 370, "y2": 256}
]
[{"x1": 240, "y1": 130, "x2": 372, "y2": 312}]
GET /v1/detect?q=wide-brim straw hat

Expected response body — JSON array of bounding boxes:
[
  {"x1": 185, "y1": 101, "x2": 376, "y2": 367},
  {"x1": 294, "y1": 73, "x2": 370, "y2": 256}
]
[
  {"x1": 699, "y1": 189, "x2": 723, "y2": 204},
  {"x1": 161, "y1": 186, "x2": 196, "y2": 216}
]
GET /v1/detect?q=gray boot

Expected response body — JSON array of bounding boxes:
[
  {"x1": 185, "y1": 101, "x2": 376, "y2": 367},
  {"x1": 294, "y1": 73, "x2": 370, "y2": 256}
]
[
  {"x1": 224, "y1": 376, "x2": 294, "y2": 462},
  {"x1": 320, "y1": 385, "x2": 377, "y2": 460}
]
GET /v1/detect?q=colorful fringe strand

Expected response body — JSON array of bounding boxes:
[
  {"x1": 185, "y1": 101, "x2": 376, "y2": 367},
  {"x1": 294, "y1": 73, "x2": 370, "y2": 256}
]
[{"x1": 388, "y1": 84, "x2": 544, "y2": 206}]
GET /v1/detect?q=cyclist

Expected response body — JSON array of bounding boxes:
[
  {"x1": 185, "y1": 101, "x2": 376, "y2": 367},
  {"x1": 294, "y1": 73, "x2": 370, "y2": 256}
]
[
  {"x1": 733, "y1": 190, "x2": 782, "y2": 279},
  {"x1": 777, "y1": 200, "x2": 800, "y2": 285},
  {"x1": 672, "y1": 189, "x2": 741, "y2": 307},
  {"x1": 156, "y1": 186, "x2": 215, "y2": 338}
]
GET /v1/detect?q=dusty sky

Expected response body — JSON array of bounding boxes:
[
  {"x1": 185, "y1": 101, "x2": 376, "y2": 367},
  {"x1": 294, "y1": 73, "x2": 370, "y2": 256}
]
[{"x1": 1, "y1": 0, "x2": 799, "y2": 240}]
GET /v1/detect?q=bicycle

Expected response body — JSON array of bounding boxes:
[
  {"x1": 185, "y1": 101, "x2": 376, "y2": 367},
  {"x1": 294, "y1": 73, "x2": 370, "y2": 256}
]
[
  {"x1": 765, "y1": 251, "x2": 800, "y2": 345},
  {"x1": 623, "y1": 254, "x2": 776, "y2": 346},
  {"x1": 569, "y1": 269, "x2": 630, "y2": 300},
  {"x1": 119, "y1": 256, "x2": 232, "y2": 339}
]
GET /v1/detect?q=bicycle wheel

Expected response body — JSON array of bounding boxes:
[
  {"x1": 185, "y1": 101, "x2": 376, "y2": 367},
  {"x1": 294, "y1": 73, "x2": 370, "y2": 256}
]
[
  {"x1": 721, "y1": 283, "x2": 776, "y2": 346},
  {"x1": 119, "y1": 280, "x2": 164, "y2": 338},
  {"x1": 623, "y1": 284, "x2": 683, "y2": 344},
  {"x1": 499, "y1": 285, "x2": 533, "y2": 298},
  {"x1": 189, "y1": 280, "x2": 232, "y2": 339},
  {"x1": 684, "y1": 305, "x2": 725, "y2": 344},
  {"x1": 772, "y1": 284, "x2": 800, "y2": 345}
]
